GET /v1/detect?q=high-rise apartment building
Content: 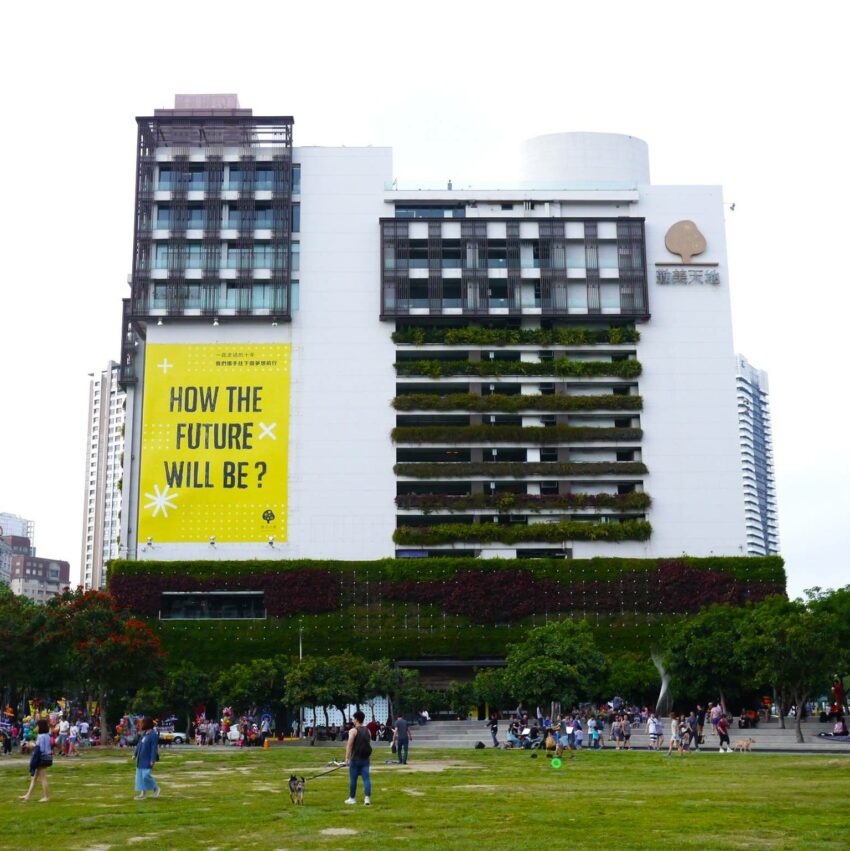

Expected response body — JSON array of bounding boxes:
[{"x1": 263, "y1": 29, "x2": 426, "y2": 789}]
[
  {"x1": 81, "y1": 362, "x2": 126, "y2": 588},
  {"x1": 736, "y1": 355, "x2": 779, "y2": 555},
  {"x1": 119, "y1": 96, "x2": 751, "y2": 563}
]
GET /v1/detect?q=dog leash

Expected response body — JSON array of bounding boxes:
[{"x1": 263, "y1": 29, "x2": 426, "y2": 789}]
[{"x1": 303, "y1": 763, "x2": 346, "y2": 782}]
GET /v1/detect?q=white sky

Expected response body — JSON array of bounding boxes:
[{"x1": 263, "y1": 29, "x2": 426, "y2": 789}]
[{"x1": 1, "y1": 1, "x2": 847, "y2": 597}]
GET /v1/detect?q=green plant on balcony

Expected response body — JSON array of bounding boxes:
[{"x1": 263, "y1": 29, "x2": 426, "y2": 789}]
[
  {"x1": 392, "y1": 393, "x2": 643, "y2": 412},
  {"x1": 395, "y1": 492, "x2": 652, "y2": 513},
  {"x1": 392, "y1": 519, "x2": 653, "y2": 545},
  {"x1": 393, "y1": 461, "x2": 649, "y2": 478},
  {"x1": 392, "y1": 326, "x2": 640, "y2": 346},
  {"x1": 394, "y1": 358, "x2": 642, "y2": 379},
  {"x1": 391, "y1": 425, "x2": 643, "y2": 444}
]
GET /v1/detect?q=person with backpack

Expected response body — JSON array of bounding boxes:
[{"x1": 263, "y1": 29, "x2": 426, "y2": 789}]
[
  {"x1": 344, "y1": 710, "x2": 372, "y2": 806},
  {"x1": 19, "y1": 719, "x2": 52, "y2": 802}
]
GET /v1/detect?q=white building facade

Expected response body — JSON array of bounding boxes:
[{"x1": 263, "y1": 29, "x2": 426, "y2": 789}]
[
  {"x1": 736, "y1": 355, "x2": 779, "y2": 555},
  {"x1": 119, "y1": 100, "x2": 749, "y2": 563},
  {"x1": 81, "y1": 362, "x2": 126, "y2": 588}
]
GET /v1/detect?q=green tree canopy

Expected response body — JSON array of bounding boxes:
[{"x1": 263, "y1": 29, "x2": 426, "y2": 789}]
[
  {"x1": 214, "y1": 656, "x2": 287, "y2": 713},
  {"x1": 501, "y1": 620, "x2": 606, "y2": 709},
  {"x1": 37, "y1": 589, "x2": 163, "y2": 736},
  {"x1": 662, "y1": 604, "x2": 753, "y2": 708},
  {"x1": 737, "y1": 595, "x2": 840, "y2": 742}
]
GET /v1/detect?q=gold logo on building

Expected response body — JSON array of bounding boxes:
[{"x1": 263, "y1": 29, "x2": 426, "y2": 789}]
[{"x1": 664, "y1": 220, "x2": 707, "y2": 264}]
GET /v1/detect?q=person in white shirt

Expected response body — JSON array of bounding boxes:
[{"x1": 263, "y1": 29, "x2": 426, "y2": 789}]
[
  {"x1": 68, "y1": 724, "x2": 80, "y2": 757},
  {"x1": 57, "y1": 719, "x2": 70, "y2": 756}
]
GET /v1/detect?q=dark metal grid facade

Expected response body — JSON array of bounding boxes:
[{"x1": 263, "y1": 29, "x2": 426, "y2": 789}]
[
  {"x1": 121, "y1": 114, "x2": 294, "y2": 385},
  {"x1": 380, "y1": 217, "x2": 649, "y2": 322}
]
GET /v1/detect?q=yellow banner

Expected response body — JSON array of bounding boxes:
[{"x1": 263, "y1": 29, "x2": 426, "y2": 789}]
[{"x1": 138, "y1": 343, "x2": 290, "y2": 544}]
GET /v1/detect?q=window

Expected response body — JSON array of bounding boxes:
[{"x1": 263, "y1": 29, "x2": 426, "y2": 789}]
[
  {"x1": 154, "y1": 243, "x2": 169, "y2": 269},
  {"x1": 254, "y1": 205, "x2": 273, "y2": 228},
  {"x1": 291, "y1": 243, "x2": 300, "y2": 272},
  {"x1": 187, "y1": 206, "x2": 205, "y2": 229},
  {"x1": 160, "y1": 591, "x2": 265, "y2": 620},
  {"x1": 540, "y1": 448, "x2": 558, "y2": 462},
  {"x1": 292, "y1": 163, "x2": 301, "y2": 194},
  {"x1": 158, "y1": 167, "x2": 172, "y2": 190},
  {"x1": 255, "y1": 167, "x2": 274, "y2": 190},
  {"x1": 540, "y1": 481, "x2": 559, "y2": 495},
  {"x1": 156, "y1": 207, "x2": 171, "y2": 228},
  {"x1": 186, "y1": 244, "x2": 204, "y2": 269},
  {"x1": 291, "y1": 203, "x2": 300, "y2": 232}
]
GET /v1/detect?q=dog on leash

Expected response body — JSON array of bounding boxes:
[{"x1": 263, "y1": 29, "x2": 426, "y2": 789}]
[
  {"x1": 733, "y1": 737, "x2": 755, "y2": 752},
  {"x1": 289, "y1": 775, "x2": 306, "y2": 805}
]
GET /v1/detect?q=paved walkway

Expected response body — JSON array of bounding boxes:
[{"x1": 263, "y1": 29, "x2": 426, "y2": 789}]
[{"x1": 387, "y1": 719, "x2": 850, "y2": 753}]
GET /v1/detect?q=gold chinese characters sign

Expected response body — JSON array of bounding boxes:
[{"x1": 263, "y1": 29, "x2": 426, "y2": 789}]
[
  {"x1": 657, "y1": 220, "x2": 720, "y2": 285},
  {"x1": 137, "y1": 343, "x2": 291, "y2": 544}
]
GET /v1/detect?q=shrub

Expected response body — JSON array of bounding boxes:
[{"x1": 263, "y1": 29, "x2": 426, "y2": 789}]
[
  {"x1": 395, "y1": 358, "x2": 642, "y2": 379},
  {"x1": 392, "y1": 393, "x2": 643, "y2": 412},
  {"x1": 392, "y1": 519, "x2": 652, "y2": 545},
  {"x1": 395, "y1": 492, "x2": 651, "y2": 513},
  {"x1": 392, "y1": 326, "x2": 640, "y2": 346},
  {"x1": 392, "y1": 425, "x2": 642, "y2": 444}
]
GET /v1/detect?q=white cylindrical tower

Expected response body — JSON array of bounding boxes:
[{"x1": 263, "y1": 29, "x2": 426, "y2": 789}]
[{"x1": 520, "y1": 132, "x2": 650, "y2": 184}]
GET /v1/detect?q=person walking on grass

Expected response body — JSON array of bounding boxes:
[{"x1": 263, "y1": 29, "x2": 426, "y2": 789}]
[
  {"x1": 134, "y1": 717, "x2": 160, "y2": 800},
  {"x1": 20, "y1": 719, "x2": 52, "y2": 802},
  {"x1": 666, "y1": 713, "x2": 680, "y2": 757},
  {"x1": 716, "y1": 713, "x2": 732, "y2": 753},
  {"x1": 345, "y1": 710, "x2": 373, "y2": 806},
  {"x1": 393, "y1": 714, "x2": 412, "y2": 765}
]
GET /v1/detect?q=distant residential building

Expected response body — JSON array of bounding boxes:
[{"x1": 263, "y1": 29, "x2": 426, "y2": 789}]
[
  {"x1": 0, "y1": 512, "x2": 35, "y2": 545},
  {"x1": 0, "y1": 515, "x2": 34, "y2": 586},
  {"x1": 736, "y1": 355, "x2": 780, "y2": 555},
  {"x1": 81, "y1": 362, "x2": 126, "y2": 589},
  {"x1": 2, "y1": 535, "x2": 69, "y2": 602}
]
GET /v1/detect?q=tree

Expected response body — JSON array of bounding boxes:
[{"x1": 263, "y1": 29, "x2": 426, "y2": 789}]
[
  {"x1": 501, "y1": 620, "x2": 606, "y2": 710},
  {"x1": 604, "y1": 652, "x2": 658, "y2": 707},
  {"x1": 214, "y1": 657, "x2": 287, "y2": 713},
  {"x1": 805, "y1": 585, "x2": 850, "y2": 680},
  {"x1": 662, "y1": 604, "x2": 752, "y2": 710},
  {"x1": 164, "y1": 662, "x2": 213, "y2": 731},
  {"x1": 37, "y1": 589, "x2": 163, "y2": 740},
  {"x1": 737, "y1": 596, "x2": 840, "y2": 742},
  {"x1": 473, "y1": 668, "x2": 509, "y2": 714},
  {"x1": 284, "y1": 657, "x2": 336, "y2": 743},
  {"x1": 447, "y1": 680, "x2": 476, "y2": 719},
  {"x1": 0, "y1": 585, "x2": 39, "y2": 705}
]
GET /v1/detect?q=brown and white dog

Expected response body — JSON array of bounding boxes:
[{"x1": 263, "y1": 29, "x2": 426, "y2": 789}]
[{"x1": 289, "y1": 774, "x2": 306, "y2": 804}]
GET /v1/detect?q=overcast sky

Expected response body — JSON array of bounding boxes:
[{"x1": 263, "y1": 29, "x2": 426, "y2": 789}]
[{"x1": 1, "y1": 1, "x2": 847, "y2": 597}]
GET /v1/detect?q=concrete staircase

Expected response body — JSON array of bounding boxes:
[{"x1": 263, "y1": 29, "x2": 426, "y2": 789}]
[{"x1": 392, "y1": 719, "x2": 850, "y2": 752}]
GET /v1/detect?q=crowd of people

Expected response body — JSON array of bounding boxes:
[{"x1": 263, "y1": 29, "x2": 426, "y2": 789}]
[{"x1": 486, "y1": 699, "x2": 787, "y2": 755}]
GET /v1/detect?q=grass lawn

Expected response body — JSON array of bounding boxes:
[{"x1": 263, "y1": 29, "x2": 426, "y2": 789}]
[{"x1": 0, "y1": 746, "x2": 848, "y2": 849}]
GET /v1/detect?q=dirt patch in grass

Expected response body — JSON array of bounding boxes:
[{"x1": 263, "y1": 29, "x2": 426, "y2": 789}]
[
  {"x1": 451, "y1": 784, "x2": 497, "y2": 790},
  {"x1": 320, "y1": 828, "x2": 358, "y2": 836}
]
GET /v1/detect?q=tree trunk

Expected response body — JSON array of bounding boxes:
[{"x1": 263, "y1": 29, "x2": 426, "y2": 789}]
[
  {"x1": 719, "y1": 690, "x2": 726, "y2": 715},
  {"x1": 794, "y1": 692, "x2": 805, "y2": 743},
  {"x1": 310, "y1": 706, "x2": 318, "y2": 746},
  {"x1": 99, "y1": 689, "x2": 109, "y2": 747}
]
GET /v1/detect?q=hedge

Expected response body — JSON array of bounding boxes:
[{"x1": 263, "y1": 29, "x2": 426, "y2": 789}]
[
  {"x1": 392, "y1": 326, "x2": 640, "y2": 347},
  {"x1": 392, "y1": 425, "x2": 642, "y2": 445},
  {"x1": 147, "y1": 611, "x2": 672, "y2": 665},
  {"x1": 392, "y1": 393, "x2": 644, "y2": 413},
  {"x1": 395, "y1": 358, "x2": 642, "y2": 379},
  {"x1": 395, "y1": 492, "x2": 652, "y2": 513},
  {"x1": 394, "y1": 461, "x2": 649, "y2": 478},
  {"x1": 109, "y1": 555, "x2": 786, "y2": 587},
  {"x1": 392, "y1": 519, "x2": 653, "y2": 545}
]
